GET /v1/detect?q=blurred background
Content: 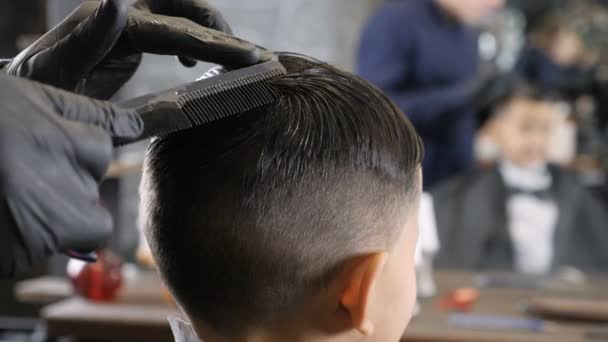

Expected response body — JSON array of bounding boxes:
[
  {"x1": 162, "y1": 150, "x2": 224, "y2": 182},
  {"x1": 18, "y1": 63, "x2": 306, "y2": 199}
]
[{"x1": 2, "y1": 0, "x2": 608, "y2": 341}]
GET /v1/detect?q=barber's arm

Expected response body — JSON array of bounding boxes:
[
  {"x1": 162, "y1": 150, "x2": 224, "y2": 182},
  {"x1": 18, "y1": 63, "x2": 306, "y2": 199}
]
[
  {"x1": 0, "y1": 74, "x2": 142, "y2": 278},
  {"x1": 3, "y1": 0, "x2": 271, "y2": 99},
  {"x1": 357, "y1": 8, "x2": 474, "y2": 128}
]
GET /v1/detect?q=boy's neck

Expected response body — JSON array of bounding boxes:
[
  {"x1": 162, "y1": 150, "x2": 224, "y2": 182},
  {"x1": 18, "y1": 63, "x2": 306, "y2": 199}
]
[
  {"x1": 193, "y1": 316, "x2": 369, "y2": 342},
  {"x1": 192, "y1": 317, "x2": 306, "y2": 342},
  {"x1": 197, "y1": 328, "x2": 362, "y2": 342},
  {"x1": 198, "y1": 330, "x2": 301, "y2": 342},
  {"x1": 189, "y1": 297, "x2": 371, "y2": 342}
]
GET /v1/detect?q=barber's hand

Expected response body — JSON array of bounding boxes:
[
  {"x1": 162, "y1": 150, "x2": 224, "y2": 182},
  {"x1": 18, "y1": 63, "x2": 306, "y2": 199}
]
[
  {"x1": 0, "y1": 74, "x2": 142, "y2": 277},
  {"x1": 4, "y1": 0, "x2": 270, "y2": 100}
]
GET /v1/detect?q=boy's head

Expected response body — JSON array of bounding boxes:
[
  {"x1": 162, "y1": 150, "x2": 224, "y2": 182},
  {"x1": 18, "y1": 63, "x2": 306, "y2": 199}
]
[
  {"x1": 140, "y1": 54, "x2": 424, "y2": 341},
  {"x1": 490, "y1": 83, "x2": 560, "y2": 167}
]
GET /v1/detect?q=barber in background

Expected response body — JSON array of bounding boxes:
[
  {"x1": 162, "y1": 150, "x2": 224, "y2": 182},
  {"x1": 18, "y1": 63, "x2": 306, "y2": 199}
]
[
  {"x1": 0, "y1": 0, "x2": 267, "y2": 277},
  {"x1": 358, "y1": 0, "x2": 504, "y2": 189}
]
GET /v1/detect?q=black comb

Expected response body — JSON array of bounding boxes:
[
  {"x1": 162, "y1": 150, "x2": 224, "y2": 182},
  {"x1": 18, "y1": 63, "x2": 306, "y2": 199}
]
[{"x1": 114, "y1": 59, "x2": 287, "y2": 146}]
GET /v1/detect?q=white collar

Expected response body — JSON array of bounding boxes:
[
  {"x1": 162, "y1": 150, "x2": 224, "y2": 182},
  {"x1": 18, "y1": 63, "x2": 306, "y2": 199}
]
[{"x1": 499, "y1": 160, "x2": 552, "y2": 191}]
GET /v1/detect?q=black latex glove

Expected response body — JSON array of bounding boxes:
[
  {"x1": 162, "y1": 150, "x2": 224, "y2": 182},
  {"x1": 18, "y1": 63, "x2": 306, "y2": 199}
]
[
  {"x1": 0, "y1": 74, "x2": 143, "y2": 278},
  {"x1": 3, "y1": 0, "x2": 271, "y2": 100}
]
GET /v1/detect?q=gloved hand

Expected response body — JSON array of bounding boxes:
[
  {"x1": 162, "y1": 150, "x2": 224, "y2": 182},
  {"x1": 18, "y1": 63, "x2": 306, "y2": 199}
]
[
  {"x1": 3, "y1": 0, "x2": 271, "y2": 100},
  {"x1": 0, "y1": 74, "x2": 142, "y2": 278}
]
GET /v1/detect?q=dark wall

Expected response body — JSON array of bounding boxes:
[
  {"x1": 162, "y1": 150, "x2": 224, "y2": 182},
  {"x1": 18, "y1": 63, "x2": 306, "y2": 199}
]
[
  {"x1": 0, "y1": 0, "x2": 45, "y2": 56},
  {"x1": 0, "y1": 2, "x2": 18, "y2": 56}
]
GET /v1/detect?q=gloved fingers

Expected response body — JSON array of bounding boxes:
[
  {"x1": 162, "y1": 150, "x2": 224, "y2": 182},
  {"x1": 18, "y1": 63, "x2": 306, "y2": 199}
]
[
  {"x1": 28, "y1": 176, "x2": 112, "y2": 254},
  {"x1": 167, "y1": 0, "x2": 233, "y2": 34},
  {"x1": 133, "y1": 0, "x2": 233, "y2": 68},
  {"x1": 178, "y1": 56, "x2": 198, "y2": 68},
  {"x1": 126, "y1": 11, "x2": 270, "y2": 68},
  {"x1": 37, "y1": 82, "x2": 143, "y2": 140},
  {"x1": 3, "y1": 163, "x2": 112, "y2": 259},
  {"x1": 56, "y1": 200, "x2": 113, "y2": 253},
  {"x1": 132, "y1": 0, "x2": 233, "y2": 33},
  {"x1": 59, "y1": 119, "x2": 113, "y2": 182},
  {"x1": 33, "y1": 0, "x2": 129, "y2": 90},
  {"x1": 76, "y1": 53, "x2": 143, "y2": 100},
  {"x1": 53, "y1": 164, "x2": 113, "y2": 254}
]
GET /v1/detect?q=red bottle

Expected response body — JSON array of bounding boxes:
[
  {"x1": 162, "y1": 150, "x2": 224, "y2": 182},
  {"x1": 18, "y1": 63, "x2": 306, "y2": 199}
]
[{"x1": 72, "y1": 250, "x2": 123, "y2": 302}]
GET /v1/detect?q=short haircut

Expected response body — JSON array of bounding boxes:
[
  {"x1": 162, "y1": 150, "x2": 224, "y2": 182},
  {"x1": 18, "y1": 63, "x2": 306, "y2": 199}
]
[
  {"x1": 140, "y1": 53, "x2": 423, "y2": 334},
  {"x1": 495, "y1": 81, "x2": 558, "y2": 112},
  {"x1": 477, "y1": 76, "x2": 560, "y2": 124}
]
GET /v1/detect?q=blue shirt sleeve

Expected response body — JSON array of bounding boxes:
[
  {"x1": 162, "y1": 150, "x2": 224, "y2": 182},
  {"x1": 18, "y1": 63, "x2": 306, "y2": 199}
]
[{"x1": 357, "y1": 6, "x2": 473, "y2": 128}]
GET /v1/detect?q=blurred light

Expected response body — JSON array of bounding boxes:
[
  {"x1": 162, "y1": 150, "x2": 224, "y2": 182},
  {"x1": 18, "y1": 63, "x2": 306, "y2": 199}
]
[{"x1": 479, "y1": 32, "x2": 498, "y2": 61}]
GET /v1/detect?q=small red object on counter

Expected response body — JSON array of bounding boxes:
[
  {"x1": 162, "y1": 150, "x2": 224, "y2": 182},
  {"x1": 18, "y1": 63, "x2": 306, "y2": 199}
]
[
  {"x1": 71, "y1": 250, "x2": 123, "y2": 302},
  {"x1": 439, "y1": 287, "x2": 480, "y2": 312}
]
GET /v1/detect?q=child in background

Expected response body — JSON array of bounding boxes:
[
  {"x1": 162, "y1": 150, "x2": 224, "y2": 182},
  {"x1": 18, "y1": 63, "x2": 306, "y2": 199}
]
[
  {"x1": 516, "y1": 13, "x2": 594, "y2": 98},
  {"x1": 433, "y1": 81, "x2": 608, "y2": 274}
]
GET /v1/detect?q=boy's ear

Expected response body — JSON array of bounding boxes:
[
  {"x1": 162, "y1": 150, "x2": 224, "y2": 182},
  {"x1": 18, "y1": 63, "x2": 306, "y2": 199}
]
[{"x1": 339, "y1": 252, "x2": 388, "y2": 336}]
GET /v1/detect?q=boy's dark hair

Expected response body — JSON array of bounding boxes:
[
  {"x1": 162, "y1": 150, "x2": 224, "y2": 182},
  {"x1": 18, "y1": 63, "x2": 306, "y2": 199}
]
[
  {"x1": 494, "y1": 79, "x2": 559, "y2": 113},
  {"x1": 141, "y1": 53, "x2": 423, "y2": 334},
  {"x1": 477, "y1": 75, "x2": 559, "y2": 125}
]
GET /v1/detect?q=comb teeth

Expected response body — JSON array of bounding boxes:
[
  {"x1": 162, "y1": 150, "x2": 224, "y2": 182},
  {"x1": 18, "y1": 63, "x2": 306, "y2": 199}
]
[
  {"x1": 114, "y1": 60, "x2": 287, "y2": 147},
  {"x1": 177, "y1": 69, "x2": 284, "y2": 125}
]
